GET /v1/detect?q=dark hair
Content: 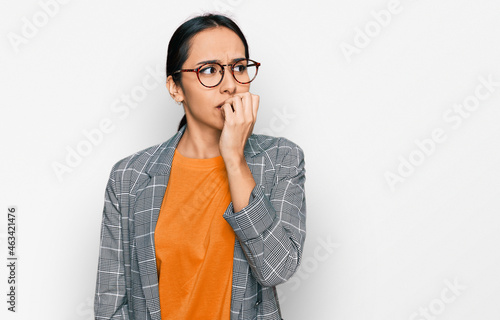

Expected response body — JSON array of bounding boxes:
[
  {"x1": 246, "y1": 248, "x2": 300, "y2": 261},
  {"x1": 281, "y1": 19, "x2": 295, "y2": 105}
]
[{"x1": 166, "y1": 13, "x2": 250, "y2": 131}]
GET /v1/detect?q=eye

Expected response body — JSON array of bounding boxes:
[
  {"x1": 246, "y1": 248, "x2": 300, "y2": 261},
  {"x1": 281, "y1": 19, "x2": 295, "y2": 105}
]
[
  {"x1": 199, "y1": 64, "x2": 219, "y2": 75},
  {"x1": 234, "y1": 65, "x2": 247, "y2": 73}
]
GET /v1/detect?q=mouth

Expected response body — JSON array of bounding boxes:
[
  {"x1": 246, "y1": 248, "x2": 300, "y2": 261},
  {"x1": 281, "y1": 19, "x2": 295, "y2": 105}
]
[{"x1": 216, "y1": 102, "x2": 224, "y2": 109}]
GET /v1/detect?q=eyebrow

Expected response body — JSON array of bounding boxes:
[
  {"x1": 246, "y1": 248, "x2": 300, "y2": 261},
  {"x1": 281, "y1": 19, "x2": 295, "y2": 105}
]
[{"x1": 195, "y1": 57, "x2": 246, "y2": 66}]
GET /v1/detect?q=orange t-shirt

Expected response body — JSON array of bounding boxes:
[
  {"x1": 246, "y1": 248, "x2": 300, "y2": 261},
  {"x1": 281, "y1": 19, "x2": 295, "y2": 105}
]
[{"x1": 154, "y1": 149, "x2": 235, "y2": 320}]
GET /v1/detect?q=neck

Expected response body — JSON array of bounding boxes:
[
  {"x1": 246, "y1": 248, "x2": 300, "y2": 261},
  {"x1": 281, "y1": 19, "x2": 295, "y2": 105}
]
[{"x1": 177, "y1": 123, "x2": 222, "y2": 159}]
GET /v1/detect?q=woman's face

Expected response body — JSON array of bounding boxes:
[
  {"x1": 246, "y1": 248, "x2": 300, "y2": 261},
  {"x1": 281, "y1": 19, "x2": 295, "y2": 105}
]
[{"x1": 171, "y1": 27, "x2": 250, "y2": 131}]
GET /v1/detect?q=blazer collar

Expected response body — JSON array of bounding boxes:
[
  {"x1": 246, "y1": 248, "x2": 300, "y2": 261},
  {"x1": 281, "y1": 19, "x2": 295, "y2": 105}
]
[{"x1": 145, "y1": 124, "x2": 263, "y2": 177}]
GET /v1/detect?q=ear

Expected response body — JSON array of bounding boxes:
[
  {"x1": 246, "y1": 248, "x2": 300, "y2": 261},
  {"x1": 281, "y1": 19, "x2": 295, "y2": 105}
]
[{"x1": 166, "y1": 75, "x2": 185, "y2": 104}]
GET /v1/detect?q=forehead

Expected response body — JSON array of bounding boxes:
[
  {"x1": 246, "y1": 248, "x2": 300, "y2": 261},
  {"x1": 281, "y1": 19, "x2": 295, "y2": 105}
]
[{"x1": 186, "y1": 27, "x2": 246, "y2": 64}]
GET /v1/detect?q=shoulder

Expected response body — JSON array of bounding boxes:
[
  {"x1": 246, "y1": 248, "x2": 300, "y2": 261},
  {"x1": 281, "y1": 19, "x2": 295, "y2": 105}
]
[
  {"x1": 248, "y1": 132, "x2": 304, "y2": 154},
  {"x1": 246, "y1": 133, "x2": 305, "y2": 166},
  {"x1": 110, "y1": 143, "x2": 159, "y2": 172},
  {"x1": 107, "y1": 133, "x2": 178, "y2": 183}
]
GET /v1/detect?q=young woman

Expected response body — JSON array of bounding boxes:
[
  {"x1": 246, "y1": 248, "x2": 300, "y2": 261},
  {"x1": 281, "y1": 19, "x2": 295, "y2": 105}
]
[{"x1": 94, "y1": 13, "x2": 306, "y2": 320}]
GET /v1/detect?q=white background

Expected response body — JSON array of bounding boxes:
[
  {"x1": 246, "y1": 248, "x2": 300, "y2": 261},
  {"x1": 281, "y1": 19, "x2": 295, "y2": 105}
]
[{"x1": 1, "y1": 0, "x2": 499, "y2": 319}]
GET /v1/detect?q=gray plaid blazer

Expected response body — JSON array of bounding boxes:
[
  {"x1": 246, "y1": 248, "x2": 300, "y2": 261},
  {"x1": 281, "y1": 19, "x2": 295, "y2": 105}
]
[{"x1": 94, "y1": 124, "x2": 306, "y2": 320}]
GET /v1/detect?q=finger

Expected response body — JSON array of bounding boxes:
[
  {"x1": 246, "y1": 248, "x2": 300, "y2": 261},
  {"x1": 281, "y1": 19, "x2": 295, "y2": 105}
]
[
  {"x1": 229, "y1": 95, "x2": 244, "y2": 117},
  {"x1": 221, "y1": 99, "x2": 235, "y2": 113},
  {"x1": 240, "y1": 92, "x2": 253, "y2": 120},
  {"x1": 220, "y1": 102, "x2": 234, "y2": 122},
  {"x1": 222, "y1": 96, "x2": 238, "y2": 113},
  {"x1": 251, "y1": 94, "x2": 259, "y2": 121},
  {"x1": 233, "y1": 92, "x2": 253, "y2": 121}
]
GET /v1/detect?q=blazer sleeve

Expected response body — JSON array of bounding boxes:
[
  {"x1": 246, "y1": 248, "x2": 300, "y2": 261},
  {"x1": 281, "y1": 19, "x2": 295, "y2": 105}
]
[
  {"x1": 223, "y1": 140, "x2": 306, "y2": 287},
  {"x1": 94, "y1": 165, "x2": 130, "y2": 320}
]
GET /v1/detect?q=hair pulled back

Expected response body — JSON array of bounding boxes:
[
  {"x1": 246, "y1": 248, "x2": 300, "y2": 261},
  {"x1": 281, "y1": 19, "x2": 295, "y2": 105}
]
[{"x1": 166, "y1": 13, "x2": 249, "y2": 131}]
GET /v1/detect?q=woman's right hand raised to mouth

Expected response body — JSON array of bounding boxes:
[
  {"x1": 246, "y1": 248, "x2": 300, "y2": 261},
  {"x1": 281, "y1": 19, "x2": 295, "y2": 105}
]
[{"x1": 218, "y1": 91, "x2": 260, "y2": 162}]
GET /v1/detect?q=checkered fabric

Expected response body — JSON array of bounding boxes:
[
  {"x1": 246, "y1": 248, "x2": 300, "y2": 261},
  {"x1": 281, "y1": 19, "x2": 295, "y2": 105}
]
[{"x1": 94, "y1": 124, "x2": 306, "y2": 320}]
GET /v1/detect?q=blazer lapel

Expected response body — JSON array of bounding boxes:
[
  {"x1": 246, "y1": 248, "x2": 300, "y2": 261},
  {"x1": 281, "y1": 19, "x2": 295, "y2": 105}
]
[
  {"x1": 134, "y1": 174, "x2": 168, "y2": 320},
  {"x1": 133, "y1": 126, "x2": 185, "y2": 320}
]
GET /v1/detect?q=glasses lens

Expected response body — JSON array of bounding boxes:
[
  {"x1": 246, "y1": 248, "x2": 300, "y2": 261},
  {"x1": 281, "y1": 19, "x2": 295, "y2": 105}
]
[
  {"x1": 233, "y1": 60, "x2": 258, "y2": 84},
  {"x1": 198, "y1": 63, "x2": 223, "y2": 87}
]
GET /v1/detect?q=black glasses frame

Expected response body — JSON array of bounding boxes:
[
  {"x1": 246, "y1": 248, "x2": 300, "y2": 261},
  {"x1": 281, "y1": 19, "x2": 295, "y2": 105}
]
[{"x1": 172, "y1": 59, "x2": 261, "y2": 88}]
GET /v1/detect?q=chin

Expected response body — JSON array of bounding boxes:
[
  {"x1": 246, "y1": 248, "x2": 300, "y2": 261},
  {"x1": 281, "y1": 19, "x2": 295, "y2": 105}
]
[
  {"x1": 215, "y1": 122, "x2": 224, "y2": 132},
  {"x1": 204, "y1": 119, "x2": 224, "y2": 132}
]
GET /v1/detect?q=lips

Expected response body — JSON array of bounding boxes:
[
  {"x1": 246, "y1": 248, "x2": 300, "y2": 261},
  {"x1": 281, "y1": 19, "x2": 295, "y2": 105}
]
[{"x1": 216, "y1": 102, "x2": 225, "y2": 109}]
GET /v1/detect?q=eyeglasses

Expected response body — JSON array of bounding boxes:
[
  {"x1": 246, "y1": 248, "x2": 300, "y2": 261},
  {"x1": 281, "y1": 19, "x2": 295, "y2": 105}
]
[{"x1": 172, "y1": 59, "x2": 261, "y2": 88}]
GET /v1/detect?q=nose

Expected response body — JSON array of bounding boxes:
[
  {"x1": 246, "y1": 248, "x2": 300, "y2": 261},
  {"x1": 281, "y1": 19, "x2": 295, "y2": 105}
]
[{"x1": 219, "y1": 65, "x2": 237, "y2": 94}]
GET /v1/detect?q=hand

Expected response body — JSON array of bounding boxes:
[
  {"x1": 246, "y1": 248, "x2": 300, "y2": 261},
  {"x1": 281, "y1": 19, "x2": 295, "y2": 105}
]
[{"x1": 219, "y1": 92, "x2": 259, "y2": 163}]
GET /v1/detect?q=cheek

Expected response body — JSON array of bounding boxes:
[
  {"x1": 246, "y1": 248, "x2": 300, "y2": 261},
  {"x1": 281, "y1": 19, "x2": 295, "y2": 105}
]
[
  {"x1": 184, "y1": 86, "x2": 214, "y2": 110},
  {"x1": 236, "y1": 84, "x2": 250, "y2": 93}
]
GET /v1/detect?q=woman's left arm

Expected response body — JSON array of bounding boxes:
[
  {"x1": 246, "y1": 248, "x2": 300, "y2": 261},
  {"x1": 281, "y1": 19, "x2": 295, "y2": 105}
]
[{"x1": 222, "y1": 141, "x2": 306, "y2": 287}]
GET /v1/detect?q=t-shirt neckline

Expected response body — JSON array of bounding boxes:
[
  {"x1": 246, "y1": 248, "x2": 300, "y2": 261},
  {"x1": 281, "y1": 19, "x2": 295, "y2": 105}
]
[{"x1": 173, "y1": 148, "x2": 225, "y2": 168}]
